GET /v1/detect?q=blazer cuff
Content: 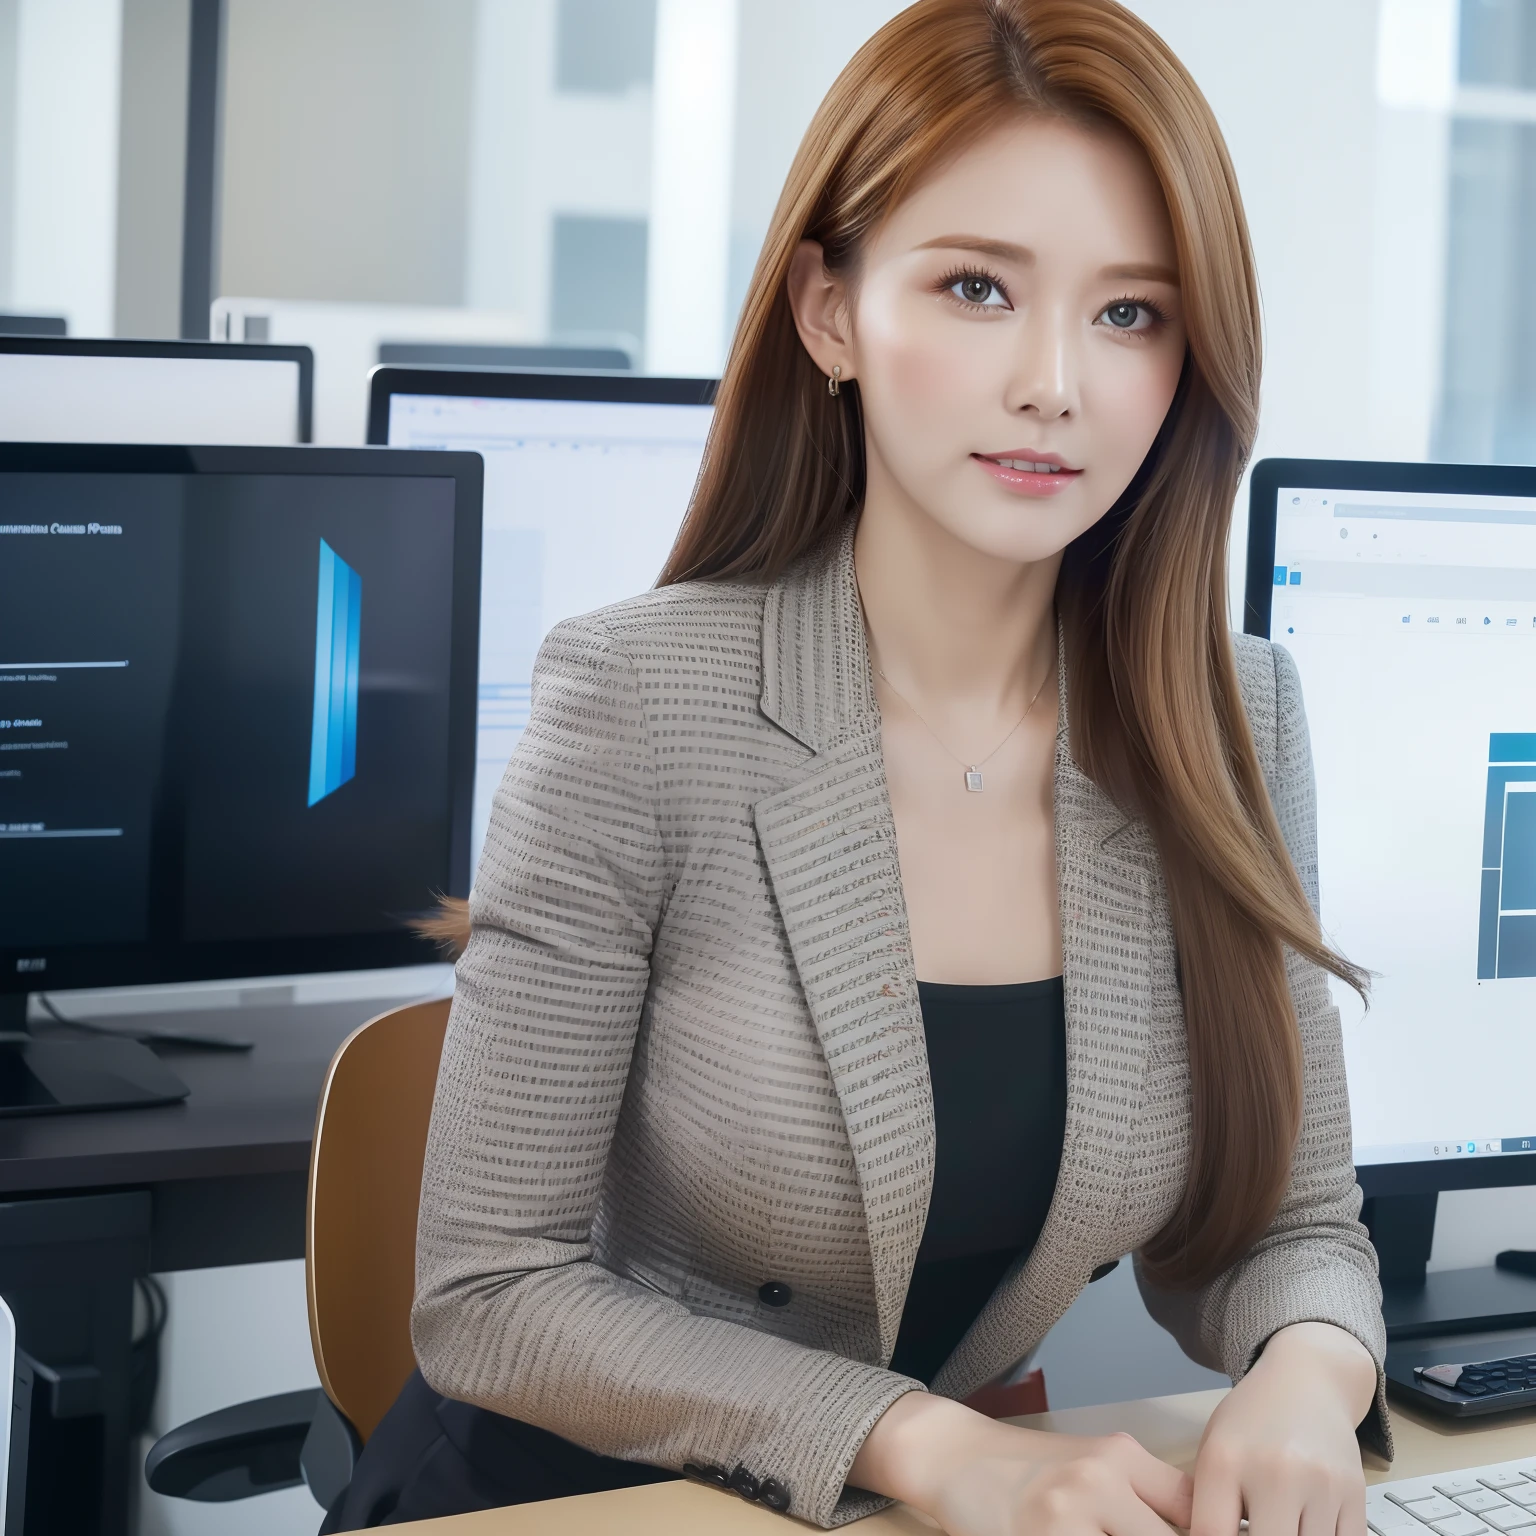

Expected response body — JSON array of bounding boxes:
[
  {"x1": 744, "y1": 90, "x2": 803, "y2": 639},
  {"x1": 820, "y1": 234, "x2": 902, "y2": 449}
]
[
  {"x1": 1221, "y1": 1262, "x2": 1393, "y2": 1464},
  {"x1": 803, "y1": 1376, "x2": 925, "y2": 1527}
]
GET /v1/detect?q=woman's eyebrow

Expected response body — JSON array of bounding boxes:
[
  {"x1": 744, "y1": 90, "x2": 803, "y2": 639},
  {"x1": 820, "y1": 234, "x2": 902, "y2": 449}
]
[
  {"x1": 1100, "y1": 261, "x2": 1180, "y2": 285},
  {"x1": 913, "y1": 237, "x2": 1180, "y2": 287},
  {"x1": 914, "y1": 234, "x2": 1033, "y2": 263}
]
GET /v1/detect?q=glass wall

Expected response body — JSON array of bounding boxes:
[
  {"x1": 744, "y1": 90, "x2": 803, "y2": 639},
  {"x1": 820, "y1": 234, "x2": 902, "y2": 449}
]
[
  {"x1": 1436, "y1": 0, "x2": 1536, "y2": 463},
  {"x1": 208, "y1": 0, "x2": 904, "y2": 406}
]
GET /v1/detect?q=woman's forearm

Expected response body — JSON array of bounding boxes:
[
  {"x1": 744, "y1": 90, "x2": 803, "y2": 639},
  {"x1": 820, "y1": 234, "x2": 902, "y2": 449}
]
[
  {"x1": 1254, "y1": 1320, "x2": 1378, "y2": 1423},
  {"x1": 849, "y1": 1392, "x2": 1011, "y2": 1505}
]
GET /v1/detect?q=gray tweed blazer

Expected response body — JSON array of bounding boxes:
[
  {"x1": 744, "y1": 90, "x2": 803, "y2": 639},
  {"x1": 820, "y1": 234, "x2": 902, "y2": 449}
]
[{"x1": 412, "y1": 523, "x2": 1389, "y2": 1528}]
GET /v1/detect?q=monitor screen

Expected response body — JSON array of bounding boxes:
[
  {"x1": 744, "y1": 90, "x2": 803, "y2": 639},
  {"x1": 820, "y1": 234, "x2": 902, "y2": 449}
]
[
  {"x1": 0, "y1": 446, "x2": 481, "y2": 994},
  {"x1": 1259, "y1": 467, "x2": 1536, "y2": 1178},
  {"x1": 383, "y1": 383, "x2": 713, "y2": 862},
  {"x1": 0, "y1": 341, "x2": 312, "y2": 444}
]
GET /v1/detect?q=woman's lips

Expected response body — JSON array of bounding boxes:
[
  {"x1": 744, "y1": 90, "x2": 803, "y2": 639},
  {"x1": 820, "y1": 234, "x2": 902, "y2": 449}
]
[{"x1": 972, "y1": 453, "x2": 1083, "y2": 497}]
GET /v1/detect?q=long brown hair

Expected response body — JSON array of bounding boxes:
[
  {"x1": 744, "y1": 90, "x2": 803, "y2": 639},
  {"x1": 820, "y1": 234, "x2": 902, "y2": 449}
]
[{"x1": 655, "y1": 0, "x2": 1365, "y2": 1289}]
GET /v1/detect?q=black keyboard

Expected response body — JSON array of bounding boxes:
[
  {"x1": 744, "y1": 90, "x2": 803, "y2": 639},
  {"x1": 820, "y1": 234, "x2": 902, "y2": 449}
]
[{"x1": 1417, "y1": 1353, "x2": 1536, "y2": 1403}]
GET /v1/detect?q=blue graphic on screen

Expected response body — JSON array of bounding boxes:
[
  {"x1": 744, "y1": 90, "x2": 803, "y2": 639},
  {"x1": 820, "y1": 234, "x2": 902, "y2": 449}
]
[
  {"x1": 1478, "y1": 734, "x2": 1536, "y2": 978},
  {"x1": 307, "y1": 538, "x2": 361, "y2": 806}
]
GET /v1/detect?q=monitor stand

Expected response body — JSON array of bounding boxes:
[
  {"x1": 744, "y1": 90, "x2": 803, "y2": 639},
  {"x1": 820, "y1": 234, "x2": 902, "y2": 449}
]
[
  {"x1": 1366, "y1": 1192, "x2": 1536, "y2": 1341},
  {"x1": 0, "y1": 994, "x2": 189, "y2": 1115}
]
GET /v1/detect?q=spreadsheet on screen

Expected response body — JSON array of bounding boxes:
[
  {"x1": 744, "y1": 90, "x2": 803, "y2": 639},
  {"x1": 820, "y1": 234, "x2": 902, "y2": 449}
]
[{"x1": 387, "y1": 391, "x2": 713, "y2": 865}]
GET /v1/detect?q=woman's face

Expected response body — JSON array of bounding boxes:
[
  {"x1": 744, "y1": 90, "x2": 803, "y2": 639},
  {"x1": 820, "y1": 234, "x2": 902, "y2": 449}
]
[{"x1": 791, "y1": 114, "x2": 1188, "y2": 565}]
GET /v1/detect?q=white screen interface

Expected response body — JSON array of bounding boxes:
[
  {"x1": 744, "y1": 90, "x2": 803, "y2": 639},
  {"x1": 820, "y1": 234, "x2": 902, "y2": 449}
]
[
  {"x1": 0, "y1": 354, "x2": 302, "y2": 444},
  {"x1": 387, "y1": 392, "x2": 713, "y2": 863},
  {"x1": 1273, "y1": 485, "x2": 1536, "y2": 1168}
]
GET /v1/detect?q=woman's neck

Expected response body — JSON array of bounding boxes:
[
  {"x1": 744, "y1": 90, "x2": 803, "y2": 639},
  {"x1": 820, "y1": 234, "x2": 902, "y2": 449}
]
[{"x1": 852, "y1": 484, "x2": 1060, "y2": 715}]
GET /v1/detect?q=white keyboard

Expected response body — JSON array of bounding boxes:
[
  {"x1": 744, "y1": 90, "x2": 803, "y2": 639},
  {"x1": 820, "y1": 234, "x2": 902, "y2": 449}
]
[{"x1": 1369, "y1": 1459, "x2": 1536, "y2": 1536}]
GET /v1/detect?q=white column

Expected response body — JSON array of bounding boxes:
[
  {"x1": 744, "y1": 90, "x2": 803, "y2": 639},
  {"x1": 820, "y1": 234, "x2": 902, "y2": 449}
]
[
  {"x1": 645, "y1": 0, "x2": 738, "y2": 375},
  {"x1": 11, "y1": 0, "x2": 123, "y2": 336},
  {"x1": 1375, "y1": 0, "x2": 1458, "y2": 112}
]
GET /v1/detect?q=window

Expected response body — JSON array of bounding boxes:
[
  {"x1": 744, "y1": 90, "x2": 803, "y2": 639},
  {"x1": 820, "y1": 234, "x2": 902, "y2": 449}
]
[{"x1": 1437, "y1": 0, "x2": 1536, "y2": 461}]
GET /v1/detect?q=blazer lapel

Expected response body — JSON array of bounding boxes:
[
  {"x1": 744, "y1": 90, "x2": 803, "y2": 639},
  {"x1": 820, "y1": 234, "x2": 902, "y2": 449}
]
[{"x1": 753, "y1": 527, "x2": 933, "y2": 1362}]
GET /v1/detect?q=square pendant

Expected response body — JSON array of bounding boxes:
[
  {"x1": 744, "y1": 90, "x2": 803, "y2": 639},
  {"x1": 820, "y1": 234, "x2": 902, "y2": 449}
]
[{"x1": 964, "y1": 770, "x2": 984, "y2": 792}]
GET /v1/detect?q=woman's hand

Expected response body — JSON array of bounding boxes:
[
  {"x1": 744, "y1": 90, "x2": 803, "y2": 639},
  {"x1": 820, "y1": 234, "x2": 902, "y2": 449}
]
[
  {"x1": 1192, "y1": 1321, "x2": 1378, "y2": 1536},
  {"x1": 849, "y1": 1392, "x2": 1193, "y2": 1536}
]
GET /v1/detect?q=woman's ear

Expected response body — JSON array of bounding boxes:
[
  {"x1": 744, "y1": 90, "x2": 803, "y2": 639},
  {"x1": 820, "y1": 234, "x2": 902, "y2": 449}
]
[{"x1": 786, "y1": 240, "x2": 855, "y2": 384}]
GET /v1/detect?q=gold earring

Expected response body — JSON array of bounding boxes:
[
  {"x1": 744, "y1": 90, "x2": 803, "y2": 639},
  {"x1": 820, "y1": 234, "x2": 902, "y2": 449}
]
[{"x1": 828, "y1": 365, "x2": 841, "y2": 398}]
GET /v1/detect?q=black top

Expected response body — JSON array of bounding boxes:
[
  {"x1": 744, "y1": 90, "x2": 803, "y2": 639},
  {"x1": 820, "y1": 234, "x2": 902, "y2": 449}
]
[{"x1": 887, "y1": 976, "x2": 1068, "y2": 1384}]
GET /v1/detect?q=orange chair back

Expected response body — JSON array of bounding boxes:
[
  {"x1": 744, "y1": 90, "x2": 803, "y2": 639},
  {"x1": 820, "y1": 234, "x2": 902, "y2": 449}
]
[{"x1": 306, "y1": 996, "x2": 450, "y2": 1442}]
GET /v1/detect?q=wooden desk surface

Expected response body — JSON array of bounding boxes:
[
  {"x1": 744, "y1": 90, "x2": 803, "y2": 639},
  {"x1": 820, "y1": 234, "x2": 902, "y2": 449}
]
[{"x1": 385, "y1": 1389, "x2": 1536, "y2": 1535}]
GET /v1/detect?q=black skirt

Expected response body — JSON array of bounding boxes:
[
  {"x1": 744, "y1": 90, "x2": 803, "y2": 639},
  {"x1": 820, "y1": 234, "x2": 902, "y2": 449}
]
[{"x1": 320, "y1": 1369, "x2": 676, "y2": 1531}]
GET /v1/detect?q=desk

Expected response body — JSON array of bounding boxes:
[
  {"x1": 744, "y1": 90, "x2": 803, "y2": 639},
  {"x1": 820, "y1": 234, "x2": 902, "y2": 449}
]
[
  {"x1": 0, "y1": 994, "x2": 397, "y2": 1534},
  {"x1": 382, "y1": 1390, "x2": 1536, "y2": 1535},
  {"x1": 0, "y1": 996, "x2": 387, "y2": 1268}
]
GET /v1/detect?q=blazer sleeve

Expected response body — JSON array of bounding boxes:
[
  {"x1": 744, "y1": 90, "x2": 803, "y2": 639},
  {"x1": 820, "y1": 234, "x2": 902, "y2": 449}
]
[
  {"x1": 411, "y1": 614, "x2": 920, "y2": 1529},
  {"x1": 1135, "y1": 640, "x2": 1392, "y2": 1459}
]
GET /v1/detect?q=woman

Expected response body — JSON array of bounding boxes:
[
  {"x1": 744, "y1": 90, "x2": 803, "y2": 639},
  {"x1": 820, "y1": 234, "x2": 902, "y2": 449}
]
[{"x1": 335, "y1": 1, "x2": 1389, "y2": 1531}]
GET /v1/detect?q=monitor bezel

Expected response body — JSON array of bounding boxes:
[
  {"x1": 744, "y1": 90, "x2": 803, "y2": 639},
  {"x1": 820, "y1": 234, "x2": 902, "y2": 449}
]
[
  {"x1": 365, "y1": 365, "x2": 716, "y2": 445},
  {"x1": 0, "y1": 337, "x2": 316, "y2": 444},
  {"x1": 0, "y1": 442, "x2": 482, "y2": 995},
  {"x1": 0, "y1": 314, "x2": 67, "y2": 337},
  {"x1": 1247, "y1": 455, "x2": 1536, "y2": 1198}
]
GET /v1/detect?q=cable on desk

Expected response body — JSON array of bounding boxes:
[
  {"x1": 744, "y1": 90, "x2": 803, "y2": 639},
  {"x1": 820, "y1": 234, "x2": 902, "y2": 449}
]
[{"x1": 34, "y1": 995, "x2": 254, "y2": 1052}]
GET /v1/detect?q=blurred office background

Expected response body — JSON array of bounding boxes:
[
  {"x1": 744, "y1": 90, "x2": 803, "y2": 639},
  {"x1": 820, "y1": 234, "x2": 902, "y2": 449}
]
[
  {"x1": 1, "y1": 0, "x2": 1532, "y2": 1531},
  {"x1": 0, "y1": 0, "x2": 1527, "y2": 470}
]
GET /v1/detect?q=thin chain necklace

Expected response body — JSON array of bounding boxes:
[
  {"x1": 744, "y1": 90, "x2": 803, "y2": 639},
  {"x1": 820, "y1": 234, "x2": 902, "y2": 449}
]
[{"x1": 871, "y1": 644, "x2": 1053, "y2": 793}]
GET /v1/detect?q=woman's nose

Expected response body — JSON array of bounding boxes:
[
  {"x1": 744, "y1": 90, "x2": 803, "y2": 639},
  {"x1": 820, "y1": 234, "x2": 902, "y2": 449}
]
[{"x1": 1004, "y1": 305, "x2": 1078, "y2": 421}]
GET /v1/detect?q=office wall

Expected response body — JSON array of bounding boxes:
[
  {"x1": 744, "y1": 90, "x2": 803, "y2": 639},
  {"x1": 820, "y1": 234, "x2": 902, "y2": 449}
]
[
  {"x1": 463, "y1": 0, "x2": 652, "y2": 347},
  {"x1": 0, "y1": 0, "x2": 15, "y2": 308},
  {"x1": 114, "y1": 0, "x2": 190, "y2": 338},
  {"x1": 8, "y1": 0, "x2": 123, "y2": 335},
  {"x1": 0, "y1": 0, "x2": 187, "y2": 336},
  {"x1": 726, "y1": 0, "x2": 907, "y2": 339},
  {"x1": 645, "y1": 0, "x2": 738, "y2": 372},
  {"x1": 219, "y1": 0, "x2": 476, "y2": 306},
  {"x1": 463, "y1": 0, "x2": 554, "y2": 322},
  {"x1": 1122, "y1": 0, "x2": 1386, "y2": 603}
]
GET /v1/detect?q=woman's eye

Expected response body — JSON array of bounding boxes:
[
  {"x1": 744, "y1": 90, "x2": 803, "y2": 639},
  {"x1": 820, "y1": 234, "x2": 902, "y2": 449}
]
[
  {"x1": 1099, "y1": 300, "x2": 1154, "y2": 332},
  {"x1": 949, "y1": 274, "x2": 1007, "y2": 308}
]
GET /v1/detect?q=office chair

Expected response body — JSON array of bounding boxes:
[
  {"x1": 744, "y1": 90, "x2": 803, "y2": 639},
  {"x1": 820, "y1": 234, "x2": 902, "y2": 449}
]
[{"x1": 143, "y1": 996, "x2": 450, "y2": 1511}]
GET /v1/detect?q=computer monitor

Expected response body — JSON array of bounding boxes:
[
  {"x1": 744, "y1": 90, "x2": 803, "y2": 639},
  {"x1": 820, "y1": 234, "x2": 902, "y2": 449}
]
[
  {"x1": 0, "y1": 339, "x2": 314, "y2": 444},
  {"x1": 1246, "y1": 458, "x2": 1536, "y2": 1200},
  {"x1": 1247, "y1": 459, "x2": 1536, "y2": 1334},
  {"x1": 0, "y1": 444, "x2": 482, "y2": 1015},
  {"x1": 0, "y1": 314, "x2": 65, "y2": 337},
  {"x1": 211, "y1": 297, "x2": 533, "y2": 444},
  {"x1": 376, "y1": 342, "x2": 633, "y2": 371},
  {"x1": 368, "y1": 367, "x2": 715, "y2": 865}
]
